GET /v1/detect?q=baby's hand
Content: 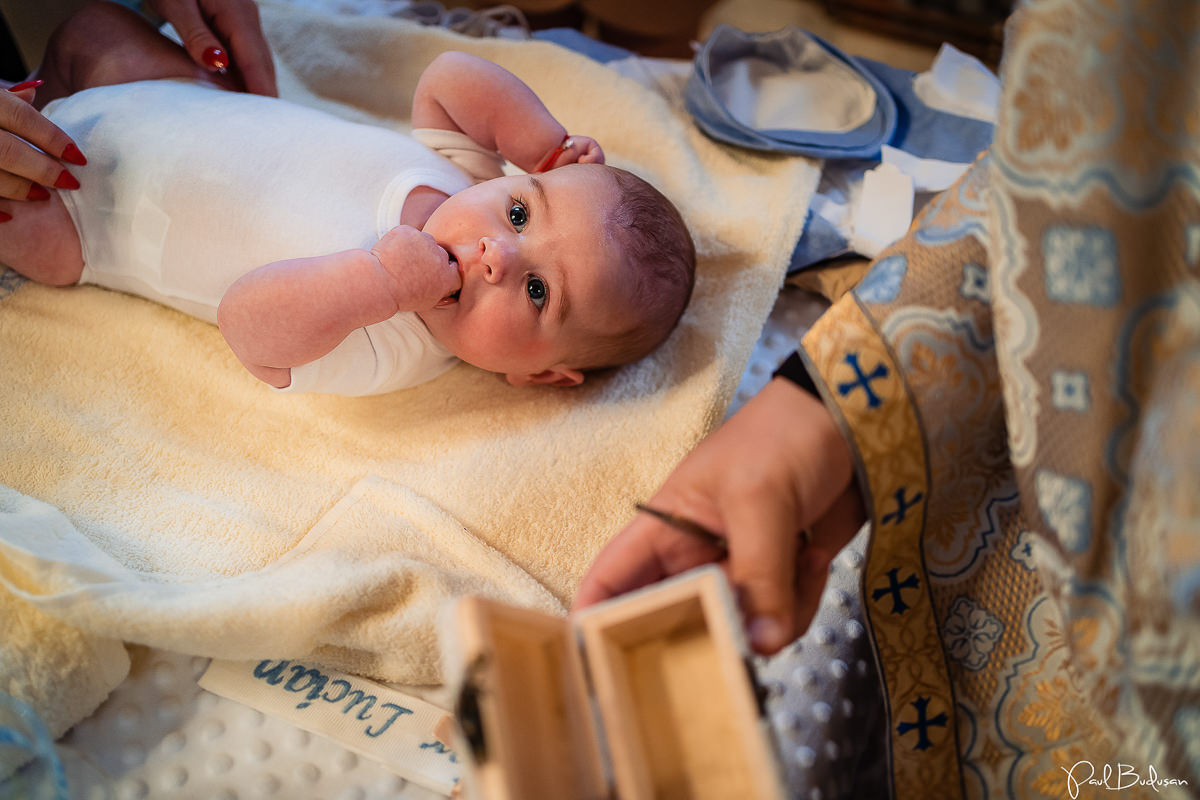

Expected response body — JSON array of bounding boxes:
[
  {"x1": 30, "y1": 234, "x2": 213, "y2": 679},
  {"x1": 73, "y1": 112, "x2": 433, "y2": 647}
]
[
  {"x1": 369, "y1": 225, "x2": 461, "y2": 311},
  {"x1": 540, "y1": 136, "x2": 604, "y2": 171},
  {"x1": 566, "y1": 136, "x2": 604, "y2": 165}
]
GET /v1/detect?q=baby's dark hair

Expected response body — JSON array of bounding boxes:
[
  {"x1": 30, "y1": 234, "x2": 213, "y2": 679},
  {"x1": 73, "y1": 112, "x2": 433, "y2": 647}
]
[{"x1": 576, "y1": 165, "x2": 696, "y2": 371}]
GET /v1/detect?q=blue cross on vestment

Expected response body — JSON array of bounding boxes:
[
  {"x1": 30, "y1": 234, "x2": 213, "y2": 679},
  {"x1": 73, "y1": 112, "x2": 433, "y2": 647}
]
[
  {"x1": 896, "y1": 696, "x2": 948, "y2": 751},
  {"x1": 872, "y1": 567, "x2": 921, "y2": 615},
  {"x1": 836, "y1": 352, "x2": 888, "y2": 408},
  {"x1": 881, "y1": 486, "x2": 924, "y2": 525}
]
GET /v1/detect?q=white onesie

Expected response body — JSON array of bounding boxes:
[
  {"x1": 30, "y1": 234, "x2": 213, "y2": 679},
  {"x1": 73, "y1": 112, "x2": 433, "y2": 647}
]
[{"x1": 44, "y1": 80, "x2": 486, "y2": 396}]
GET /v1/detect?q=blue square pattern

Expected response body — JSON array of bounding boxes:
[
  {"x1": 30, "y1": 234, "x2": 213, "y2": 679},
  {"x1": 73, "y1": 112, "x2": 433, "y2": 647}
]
[
  {"x1": 1042, "y1": 225, "x2": 1121, "y2": 307},
  {"x1": 960, "y1": 262, "x2": 989, "y2": 303},
  {"x1": 1051, "y1": 370, "x2": 1090, "y2": 412}
]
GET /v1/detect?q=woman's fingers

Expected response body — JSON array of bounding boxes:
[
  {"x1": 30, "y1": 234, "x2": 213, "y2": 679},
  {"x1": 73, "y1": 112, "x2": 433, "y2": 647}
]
[
  {"x1": 148, "y1": 0, "x2": 277, "y2": 96},
  {"x1": 218, "y1": 0, "x2": 277, "y2": 96},
  {"x1": 151, "y1": 0, "x2": 229, "y2": 74},
  {"x1": 0, "y1": 89, "x2": 84, "y2": 202},
  {"x1": 0, "y1": 131, "x2": 81, "y2": 194}
]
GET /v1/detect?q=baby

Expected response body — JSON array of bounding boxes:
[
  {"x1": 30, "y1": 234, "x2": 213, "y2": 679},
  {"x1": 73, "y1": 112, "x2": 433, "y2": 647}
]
[{"x1": 0, "y1": 2, "x2": 695, "y2": 395}]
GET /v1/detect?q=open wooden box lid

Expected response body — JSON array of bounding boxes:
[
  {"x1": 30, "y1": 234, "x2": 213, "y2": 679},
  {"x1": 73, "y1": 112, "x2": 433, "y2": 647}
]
[{"x1": 448, "y1": 566, "x2": 786, "y2": 799}]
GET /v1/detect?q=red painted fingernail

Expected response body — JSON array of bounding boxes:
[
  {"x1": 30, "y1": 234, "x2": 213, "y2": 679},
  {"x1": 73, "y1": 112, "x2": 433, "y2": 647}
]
[
  {"x1": 53, "y1": 170, "x2": 80, "y2": 190},
  {"x1": 201, "y1": 47, "x2": 228, "y2": 71},
  {"x1": 61, "y1": 143, "x2": 87, "y2": 166},
  {"x1": 0, "y1": 211, "x2": 11, "y2": 223},
  {"x1": 27, "y1": 184, "x2": 49, "y2": 201},
  {"x1": 8, "y1": 79, "x2": 44, "y2": 93}
]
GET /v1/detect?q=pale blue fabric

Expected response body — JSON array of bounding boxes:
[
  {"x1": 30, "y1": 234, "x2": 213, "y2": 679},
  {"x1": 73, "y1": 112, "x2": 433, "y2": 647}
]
[
  {"x1": 685, "y1": 25, "x2": 898, "y2": 160},
  {"x1": 861, "y1": 58, "x2": 993, "y2": 163},
  {"x1": 536, "y1": 24, "x2": 995, "y2": 272}
]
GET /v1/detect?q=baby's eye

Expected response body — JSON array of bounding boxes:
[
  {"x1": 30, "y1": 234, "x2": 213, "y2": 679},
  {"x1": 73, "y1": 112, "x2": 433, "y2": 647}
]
[
  {"x1": 508, "y1": 201, "x2": 528, "y2": 231},
  {"x1": 526, "y1": 276, "x2": 547, "y2": 309}
]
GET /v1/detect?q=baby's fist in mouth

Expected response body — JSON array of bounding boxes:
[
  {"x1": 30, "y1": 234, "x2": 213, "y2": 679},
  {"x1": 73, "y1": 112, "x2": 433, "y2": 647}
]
[{"x1": 370, "y1": 225, "x2": 461, "y2": 311}]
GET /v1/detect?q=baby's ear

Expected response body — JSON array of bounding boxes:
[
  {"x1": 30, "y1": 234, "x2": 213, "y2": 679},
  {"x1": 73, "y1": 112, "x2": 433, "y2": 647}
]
[{"x1": 506, "y1": 367, "x2": 584, "y2": 387}]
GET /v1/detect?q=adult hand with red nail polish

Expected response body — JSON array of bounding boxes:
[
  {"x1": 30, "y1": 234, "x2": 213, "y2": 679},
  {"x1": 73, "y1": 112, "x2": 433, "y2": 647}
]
[
  {"x1": 145, "y1": 0, "x2": 278, "y2": 96},
  {"x1": 0, "y1": 79, "x2": 85, "y2": 202}
]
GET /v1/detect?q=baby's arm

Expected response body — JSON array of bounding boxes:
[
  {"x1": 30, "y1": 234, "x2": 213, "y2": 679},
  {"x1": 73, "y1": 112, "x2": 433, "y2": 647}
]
[
  {"x1": 411, "y1": 51, "x2": 602, "y2": 173},
  {"x1": 217, "y1": 226, "x2": 458, "y2": 388}
]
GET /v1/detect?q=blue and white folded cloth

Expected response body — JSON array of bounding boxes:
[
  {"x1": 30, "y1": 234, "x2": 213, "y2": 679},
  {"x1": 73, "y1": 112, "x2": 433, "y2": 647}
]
[
  {"x1": 680, "y1": 25, "x2": 998, "y2": 266},
  {"x1": 538, "y1": 23, "x2": 998, "y2": 268},
  {"x1": 684, "y1": 25, "x2": 898, "y2": 160},
  {"x1": 547, "y1": 23, "x2": 998, "y2": 267}
]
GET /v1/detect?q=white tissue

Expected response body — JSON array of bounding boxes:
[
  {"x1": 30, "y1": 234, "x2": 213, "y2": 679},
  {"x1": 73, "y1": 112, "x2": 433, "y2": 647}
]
[
  {"x1": 913, "y1": 43, "x2": 1000, "y2": 123},
  {"x1": 851, "y1": 162, "x2": 914, "y2": 258},
  {"x1": 881, "y1": 145, "x2": 971, "y2": 192}
]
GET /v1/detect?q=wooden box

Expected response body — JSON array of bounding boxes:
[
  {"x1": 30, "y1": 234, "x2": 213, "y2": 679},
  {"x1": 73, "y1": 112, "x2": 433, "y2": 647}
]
[{"x1": 447, "y1": 566, "x2": 786, "y2": 799}]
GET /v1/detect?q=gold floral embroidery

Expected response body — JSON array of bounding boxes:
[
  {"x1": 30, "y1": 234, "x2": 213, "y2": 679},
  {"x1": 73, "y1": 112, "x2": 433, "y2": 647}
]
[
  {"x1": 1020, "y1": 675, "x2": 1079, "y2": 742},
  {"x1": 1031, "y1": 744, "x2": 1090, "y2": 799}
]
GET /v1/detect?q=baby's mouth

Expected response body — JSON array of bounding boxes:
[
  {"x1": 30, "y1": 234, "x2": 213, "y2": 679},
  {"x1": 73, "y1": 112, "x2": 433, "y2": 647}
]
[{"x1": 437, "y1": 253, "x2": 461, "y2": 307}]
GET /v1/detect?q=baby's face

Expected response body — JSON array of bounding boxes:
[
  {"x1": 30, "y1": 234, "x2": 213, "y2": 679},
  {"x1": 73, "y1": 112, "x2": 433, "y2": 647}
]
[{"x1": 418, "y1": 164, "x2": 633, "y2": 386}]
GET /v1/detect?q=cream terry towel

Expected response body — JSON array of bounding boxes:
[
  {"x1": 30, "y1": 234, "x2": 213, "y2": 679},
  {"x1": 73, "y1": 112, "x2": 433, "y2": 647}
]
[{"x1": 0, "y1": 1, "x2": 818, "y2": 739}]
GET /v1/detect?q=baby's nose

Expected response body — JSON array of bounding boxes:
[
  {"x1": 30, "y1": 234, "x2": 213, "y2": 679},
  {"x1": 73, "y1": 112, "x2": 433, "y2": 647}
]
[{"x1": 480, "y1": 237, "x2": 515, "y2": 283}]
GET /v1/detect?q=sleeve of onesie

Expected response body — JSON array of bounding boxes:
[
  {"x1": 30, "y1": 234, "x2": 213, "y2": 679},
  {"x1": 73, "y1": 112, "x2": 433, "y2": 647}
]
[
  {"x1": 276, "y1": 314, "x2": 458, "y2": 396},
  {"x1": 411, "y1": 128, "x2": 506, "y2": 183}
]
